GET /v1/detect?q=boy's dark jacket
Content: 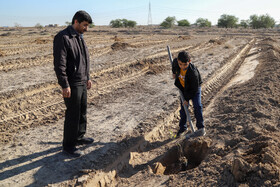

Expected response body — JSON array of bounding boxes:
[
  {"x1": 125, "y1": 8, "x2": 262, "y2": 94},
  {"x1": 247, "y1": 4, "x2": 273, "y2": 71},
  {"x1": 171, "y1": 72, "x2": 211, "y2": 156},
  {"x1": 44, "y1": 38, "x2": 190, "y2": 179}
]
[
  {"x1": 53, "y1": 26, "x2": 90, "y2": 88},
  {"x1": 172, "y1": 58, "x2": 202, "y2": 101}
]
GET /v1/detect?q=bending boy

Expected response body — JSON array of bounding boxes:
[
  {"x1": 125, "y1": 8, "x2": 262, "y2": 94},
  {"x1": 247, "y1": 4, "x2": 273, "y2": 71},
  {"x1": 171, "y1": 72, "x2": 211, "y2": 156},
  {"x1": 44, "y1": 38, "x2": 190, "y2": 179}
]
[{"x1": 172, "y1": 51, "x2": 205, "y2": 137}]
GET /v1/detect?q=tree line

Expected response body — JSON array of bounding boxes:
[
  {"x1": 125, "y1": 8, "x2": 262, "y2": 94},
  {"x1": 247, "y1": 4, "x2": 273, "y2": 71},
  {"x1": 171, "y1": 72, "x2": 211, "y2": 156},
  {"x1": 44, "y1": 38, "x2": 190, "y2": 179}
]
[
  {"x1": 160, "y1": 14, "x2": 276, "y2": 29},
  {"x1": 108, "y1": 14, "x2": 277, "y2": 29}
]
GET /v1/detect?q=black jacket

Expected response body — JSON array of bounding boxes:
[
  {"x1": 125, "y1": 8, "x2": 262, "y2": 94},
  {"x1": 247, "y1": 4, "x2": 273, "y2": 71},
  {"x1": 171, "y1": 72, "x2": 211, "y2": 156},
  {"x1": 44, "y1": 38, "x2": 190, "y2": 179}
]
[
  {"x1": 53, "y1": 26, "x2": 90, "y2": 88},
  {"x1": 172, "y1": 58, "x2": 202, "y2": 101}
]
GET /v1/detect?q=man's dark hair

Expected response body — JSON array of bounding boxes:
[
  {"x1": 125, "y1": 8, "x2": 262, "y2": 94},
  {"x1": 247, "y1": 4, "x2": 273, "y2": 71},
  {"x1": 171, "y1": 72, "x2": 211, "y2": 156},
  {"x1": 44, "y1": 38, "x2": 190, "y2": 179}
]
[
  {"x1": 72, "y1": 10, "x2": 92, "y2": 25},
  {"x1": 178, "y1": 51, "x2": 191, "y2": 63}
]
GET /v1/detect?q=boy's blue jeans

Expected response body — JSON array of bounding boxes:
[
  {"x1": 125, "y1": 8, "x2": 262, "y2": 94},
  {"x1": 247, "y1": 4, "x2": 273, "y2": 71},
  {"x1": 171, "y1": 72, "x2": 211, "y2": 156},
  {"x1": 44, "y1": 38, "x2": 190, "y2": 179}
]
[{"x1": 179, "y1": 87, "x2": 204, "y2": 132}]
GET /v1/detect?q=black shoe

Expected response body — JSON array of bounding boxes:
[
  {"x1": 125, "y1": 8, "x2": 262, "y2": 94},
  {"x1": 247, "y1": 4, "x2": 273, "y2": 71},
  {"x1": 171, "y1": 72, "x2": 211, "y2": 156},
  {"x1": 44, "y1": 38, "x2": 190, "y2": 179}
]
[
  {"x1": 176, "y1": 128, "x2": 188, "y2": 138},
  {"x1": 63, "y1": 147, "x2": 84, "y2": 157},
  {"x1": 76, "y1": 137, "x2": 94, "y2": 145},
  {"x1": 176, "y1": 130, "x2": 184, "y2": 137}
]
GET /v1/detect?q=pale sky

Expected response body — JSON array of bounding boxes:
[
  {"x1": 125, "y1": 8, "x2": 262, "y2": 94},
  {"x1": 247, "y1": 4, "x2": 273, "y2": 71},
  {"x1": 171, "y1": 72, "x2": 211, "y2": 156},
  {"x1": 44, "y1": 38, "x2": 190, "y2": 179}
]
[{"x1": 0, "y1": 0, "x2": 279, "y2": 27}]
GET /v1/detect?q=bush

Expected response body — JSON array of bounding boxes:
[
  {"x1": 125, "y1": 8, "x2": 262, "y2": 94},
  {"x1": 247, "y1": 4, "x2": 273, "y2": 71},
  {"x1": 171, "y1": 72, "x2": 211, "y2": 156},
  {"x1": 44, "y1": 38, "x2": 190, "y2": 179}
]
[
  {"x1": 160, "y1": 16, "x2": 176, "y2": 28},
  {"x1": 14, "y1": 23, "x2": 21, "y2": 27},
  {"x1": 65, "y1": 21, "x2": 71, "y2": 26},
  {"x1": 35, "y1": 23, "x2": 43, "y2": 29},
  {"x1": 239, "y1": 20, "x2": 249, "y2": 28},
  {"x1": 177, "y1": 19, "x2": 190, "y2": 27},
  {"x1": 249, "y1": 14, "x2": 275, "y2": 29},
  {"x1": 89, "y1": 23, "x2": 95, "y2": 28},
  {"x1": 195, "y1": 18, "x2": 211, "y2": 27},
  {"x1": 110, "y1": 19, "x2": 137, "y2": 28},
  {"x1": 127, "y1": 20, "x2": 137, "y2": 28},
  {"x1": 122, "y1": 19, "x2": 137, "y2": 28},
  {"x1": 218, "y1": 14, "x2": 239, "y2": 28},
  {"x1": 110, "y1": 19, "x2": 123, "y2": 28}
]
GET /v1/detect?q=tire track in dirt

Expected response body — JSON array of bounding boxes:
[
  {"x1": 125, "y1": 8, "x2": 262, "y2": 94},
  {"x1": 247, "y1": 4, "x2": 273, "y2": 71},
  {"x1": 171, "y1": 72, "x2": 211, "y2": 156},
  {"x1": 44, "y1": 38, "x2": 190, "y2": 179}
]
[
  {"x1": 201, "y1": 39, "x2": 255, "y2": 106},
  {"x1": 1, "y1": 44, "x2": 52, "y2": 56}
]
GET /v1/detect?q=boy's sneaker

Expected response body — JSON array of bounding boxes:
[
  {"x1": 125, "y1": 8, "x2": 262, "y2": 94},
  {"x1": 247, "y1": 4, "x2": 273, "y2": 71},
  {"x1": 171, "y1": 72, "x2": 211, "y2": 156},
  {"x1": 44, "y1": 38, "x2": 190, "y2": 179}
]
[
  {"x1": 63, "y1": 147, "x2": 84, "y2": 157},
  {"x1": 195, "y1": 128, "x2": 206, "y2": 136},
  {"x1": 186, "y1": 128, "x2": 206, "y2": 139}
]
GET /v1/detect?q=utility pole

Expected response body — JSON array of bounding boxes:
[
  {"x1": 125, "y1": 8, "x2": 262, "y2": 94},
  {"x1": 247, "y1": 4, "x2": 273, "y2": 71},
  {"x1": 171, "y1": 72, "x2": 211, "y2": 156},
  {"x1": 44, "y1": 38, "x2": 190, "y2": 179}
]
[{"x1": 147, "y1": 1, "x2": 152, "y2": 25}]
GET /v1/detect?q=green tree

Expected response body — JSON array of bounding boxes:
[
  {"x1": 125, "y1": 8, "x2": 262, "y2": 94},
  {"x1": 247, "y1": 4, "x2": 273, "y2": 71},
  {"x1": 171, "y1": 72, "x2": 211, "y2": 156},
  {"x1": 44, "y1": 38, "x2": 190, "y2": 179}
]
[
  {"x1": 35, "y1": 23, "x2": 43, "y2": 29},
  {"x1": 110, "y1": 19, "x2": 123, "y2": 28},
  {"x1": 89, "y1": 23, "x2": 95, "y2": 28},
  {"x1": 195, "y1": 18, "x2": 211, "y2": 27},
  {"x1": 249, "y1": 14, "x2": 275, "y2": 29},
  {"x1": 127, "y1": 20, "x2": 137, "y2": 28},
  {"x1": 121, "y1": 19, "x2": 129, "y2": 27},
  {"x1": 160, "y1": 16, "x2": 176, "y2": 28},
  {"x1": 65, "y1": 21, "x2": 71, "y2": 26},
  {"x1": 240, "y1": 20, "x2": 249, "y2": 28},
  {"x1": 109, "y1": 19, "x2": 137, "y2": 28},
  {"x1": 177, "y1": 19, "x2": 190, "y2": 27},
  {"x1": 218, "y1": 14, "x2": 239, "y2": 28}
]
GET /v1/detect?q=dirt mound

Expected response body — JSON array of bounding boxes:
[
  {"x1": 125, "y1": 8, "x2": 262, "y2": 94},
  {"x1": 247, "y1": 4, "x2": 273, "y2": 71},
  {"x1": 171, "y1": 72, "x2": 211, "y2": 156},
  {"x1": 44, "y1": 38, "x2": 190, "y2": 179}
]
[
  {"x1": 111, "y1": 42, "x2": 131, "y2": 50},
  {"x1": 112, "y1": 35, "x2": 124, "y2": 42},
  {"x1": 209, "y1": 38, "x2": 225, "y2": 45},
  {"x1": 178, "y1": 35, "x2": 192, "y2": 40},
  {"x1": 232, "y1": 137, "x2": 280, "y2": 183},
  {"x1": 34, "y1": 38, "x2": 50, "y2": 44}
]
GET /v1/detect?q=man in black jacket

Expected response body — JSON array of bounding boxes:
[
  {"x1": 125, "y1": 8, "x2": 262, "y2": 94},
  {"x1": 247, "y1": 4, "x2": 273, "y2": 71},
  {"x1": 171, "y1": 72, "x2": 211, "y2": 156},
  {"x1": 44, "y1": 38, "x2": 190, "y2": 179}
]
[
  {"x1": 53, "y1": 10, "x2": 93, "y2": 157},
  {"x1": 172, "y1": 51, "x2": 205, "y2": 137}
]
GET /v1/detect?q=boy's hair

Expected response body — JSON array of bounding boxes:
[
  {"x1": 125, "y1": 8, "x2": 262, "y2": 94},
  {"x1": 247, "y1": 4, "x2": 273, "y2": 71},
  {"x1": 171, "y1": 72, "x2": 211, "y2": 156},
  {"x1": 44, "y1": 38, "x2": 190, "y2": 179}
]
[
  {"x1": 178, "y1": 51, "x2": 191, "y2": 63},
  {"x1": 72, "y1": 10, "x2": 92, "y2": 25}
]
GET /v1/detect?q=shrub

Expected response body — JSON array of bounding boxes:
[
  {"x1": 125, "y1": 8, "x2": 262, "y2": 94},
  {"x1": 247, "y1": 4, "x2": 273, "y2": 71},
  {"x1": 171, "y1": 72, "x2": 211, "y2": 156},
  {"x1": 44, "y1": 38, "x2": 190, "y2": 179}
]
[
  {"x1": 65, "y1": 21, "x2": 71, "y2": 26},
  {"x1": 160, "y1": 16, "x2": 176, "y2": 28},
  {"x1": 35, "y1": 23, "x2": 43, "y2": 29},
  {"x1": 195, "y1": 18, "x2": 211, "y2": 27},
  {"x1": 110, "y1": 19, "x2": 137, "y2": 28},
  {"x1": 89, "y1": 23, "x2": 95, "y2": 28},
  {"x1": 110, "y1": 19, "x2": 123, "y2": 28},
  {"x1": 218, "y1": 14, "x2": 239, "y2": 28},
  {"x1": 240, "y1": 20, "x2": 249, "y2": 28},
  {"x1": 177, "y1": 19, "x2": 190, "y2": 27},
  {"x1": 127, "y1": 20, "x2": 137, "y2": 28},
  {"x1": 249, "y1": 14, "x2": 275, "y2": 29}
]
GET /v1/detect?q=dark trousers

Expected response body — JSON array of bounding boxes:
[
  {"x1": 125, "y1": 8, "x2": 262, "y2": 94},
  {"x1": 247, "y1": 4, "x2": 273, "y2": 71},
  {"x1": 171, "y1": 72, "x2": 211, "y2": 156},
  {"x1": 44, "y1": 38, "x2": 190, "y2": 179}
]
[
  {"x1": 179, "y1": 87, "x2": 204, "y2": 132},
  {"x1": 63, "y1": 85, "x2": 87, "y2": 148}
]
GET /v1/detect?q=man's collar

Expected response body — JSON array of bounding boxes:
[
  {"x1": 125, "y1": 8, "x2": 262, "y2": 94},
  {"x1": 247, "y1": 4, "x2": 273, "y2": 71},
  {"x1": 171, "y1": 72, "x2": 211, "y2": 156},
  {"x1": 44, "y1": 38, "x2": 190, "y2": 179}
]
[{"x1": 68, "y1": 25, "x2": 80, "y2": 37}]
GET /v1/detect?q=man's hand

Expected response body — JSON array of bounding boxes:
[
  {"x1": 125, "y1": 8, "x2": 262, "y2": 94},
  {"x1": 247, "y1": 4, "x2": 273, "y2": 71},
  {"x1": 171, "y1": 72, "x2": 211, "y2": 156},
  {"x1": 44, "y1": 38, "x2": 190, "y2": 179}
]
[
  {"x1": 87, "y1": 80, "x2": 92, "y2": 89},
  {"x1": 62, "y1": 87, "x2": 71, "y2": 98}
]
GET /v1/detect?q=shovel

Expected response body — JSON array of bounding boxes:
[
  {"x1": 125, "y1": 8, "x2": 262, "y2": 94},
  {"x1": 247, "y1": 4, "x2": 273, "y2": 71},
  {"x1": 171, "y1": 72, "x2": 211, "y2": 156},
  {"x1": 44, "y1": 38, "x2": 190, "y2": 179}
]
[{"x1": 167, "y1": 46, "x2": 195, "y2": 133}]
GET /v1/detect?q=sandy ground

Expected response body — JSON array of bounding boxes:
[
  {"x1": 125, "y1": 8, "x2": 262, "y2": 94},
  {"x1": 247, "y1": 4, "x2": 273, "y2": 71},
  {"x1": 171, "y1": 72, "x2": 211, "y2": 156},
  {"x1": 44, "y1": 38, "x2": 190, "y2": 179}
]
[{"x1": 0, "y1": 26, "x2": 279, "y2": 187}]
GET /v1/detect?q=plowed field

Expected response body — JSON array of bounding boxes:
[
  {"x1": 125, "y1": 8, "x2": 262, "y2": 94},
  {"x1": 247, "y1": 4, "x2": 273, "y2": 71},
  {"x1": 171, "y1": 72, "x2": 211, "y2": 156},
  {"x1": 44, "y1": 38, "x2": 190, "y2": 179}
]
[{"x1": 0, "y1": 26, "x2": 279, "y2": 187}]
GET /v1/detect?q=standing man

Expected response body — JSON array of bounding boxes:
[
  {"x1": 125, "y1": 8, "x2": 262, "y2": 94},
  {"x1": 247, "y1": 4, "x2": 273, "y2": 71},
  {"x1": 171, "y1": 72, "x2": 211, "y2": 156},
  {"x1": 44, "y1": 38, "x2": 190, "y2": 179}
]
[
  {"x1": 53, "y1": 10, "x2": 93, "y2": 157},
  {"x1": 172, "y1": 51, "x2": 205, "y2": 138}
]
